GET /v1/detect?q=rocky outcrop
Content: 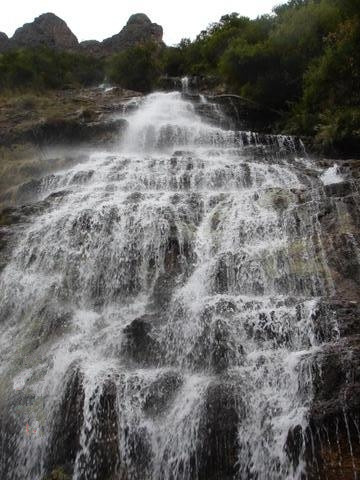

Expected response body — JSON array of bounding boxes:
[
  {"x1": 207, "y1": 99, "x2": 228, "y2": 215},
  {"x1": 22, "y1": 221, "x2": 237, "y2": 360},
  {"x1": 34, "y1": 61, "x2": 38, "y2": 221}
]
[
  {"x1": 0, "y1": 32, "x2": 9, "y2": 52},
  {"x1": 5, "y1": 12, "x2": 163, "y2": 56},
  {"x1": 196, "y1": 381, "x2": 243, "y2": 480},
  {"x1": 79, "y1": 40, "x2": 103, "y2": 56},
  {"x1": 12, "y1": 13, "x2": 78, "y2": 50},
  {"x1": 305, "y1": 301, "x2": 360, "y2": 479},
  {"x1": 100, "y1": 13, "x2": 163, "y2": 56}
]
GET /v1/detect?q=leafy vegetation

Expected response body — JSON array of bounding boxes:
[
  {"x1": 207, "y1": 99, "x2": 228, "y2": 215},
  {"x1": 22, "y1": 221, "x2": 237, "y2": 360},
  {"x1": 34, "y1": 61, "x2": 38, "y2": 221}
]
[
  {"x1": 0, "y1": 48, "x2": 104, "y2": 90},
  {"x1": 161, "y1": 0, "x2": 360, "y2": 154},
  {"x1": 106, "y1": 43, "x2": 161, "y2": 92}
]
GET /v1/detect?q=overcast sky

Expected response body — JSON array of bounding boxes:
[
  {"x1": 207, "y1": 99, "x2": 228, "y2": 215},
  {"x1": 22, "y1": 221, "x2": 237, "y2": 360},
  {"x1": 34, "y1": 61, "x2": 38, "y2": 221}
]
[{"x1": 1, "y1": 0, "x2": 285, "y2": 45}]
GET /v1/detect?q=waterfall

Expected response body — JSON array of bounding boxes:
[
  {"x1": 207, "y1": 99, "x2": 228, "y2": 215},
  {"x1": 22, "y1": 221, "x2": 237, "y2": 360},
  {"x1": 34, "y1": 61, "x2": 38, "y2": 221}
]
[
  {"x1": 181, "y1": 77, "x2": 189, "y2": 94},
  {"x1": 0, "y1": 91, "x2": 354, "y2": 480}
]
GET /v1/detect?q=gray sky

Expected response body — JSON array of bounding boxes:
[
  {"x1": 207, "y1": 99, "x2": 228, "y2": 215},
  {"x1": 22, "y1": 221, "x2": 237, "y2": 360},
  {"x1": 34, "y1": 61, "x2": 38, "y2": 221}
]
[{"x1": 1, "y1": 0, "x2": 285, "y2": 46}]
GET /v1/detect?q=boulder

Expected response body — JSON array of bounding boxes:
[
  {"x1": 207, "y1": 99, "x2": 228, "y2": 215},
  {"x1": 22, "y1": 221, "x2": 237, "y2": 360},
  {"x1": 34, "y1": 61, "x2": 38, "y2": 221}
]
[
  {"x1": 123, "y1": 315, "x2": 162, "y2": 365},
  {"x1": 12, "y1": 13, "x2": 78, "y2": 50}
]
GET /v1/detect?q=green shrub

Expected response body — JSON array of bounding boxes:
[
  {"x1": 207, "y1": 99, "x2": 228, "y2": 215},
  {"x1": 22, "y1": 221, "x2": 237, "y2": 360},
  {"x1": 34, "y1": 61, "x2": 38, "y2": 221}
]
[
  {"x1": 107, "y1": 43, "x2": 161, "y2": 92},
  {"x1": 0, "y1": 48, "x2": 104, "y2": 91}
]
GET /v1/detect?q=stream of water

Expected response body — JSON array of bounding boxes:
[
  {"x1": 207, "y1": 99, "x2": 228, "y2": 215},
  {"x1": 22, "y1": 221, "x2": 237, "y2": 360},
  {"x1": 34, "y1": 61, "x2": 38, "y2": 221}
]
[{"x1": 0, "y1": 91, "x2": 343, "y2": 479}]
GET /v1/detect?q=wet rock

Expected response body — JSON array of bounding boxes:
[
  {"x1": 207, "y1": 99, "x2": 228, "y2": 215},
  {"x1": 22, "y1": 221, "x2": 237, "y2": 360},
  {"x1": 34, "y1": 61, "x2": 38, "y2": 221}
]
[
  {"x1": 285, "y1": 425, "x2": 304, "y2": 472},
  {"x1": 0, "y1": 403, "x2": 22, "y2": 479},
  {"x1": 211, "y1": 94, "x2": 281, "y2": 133},
  {"x1": 143, "y1": 371, "x2": 183, "y2": 416},
  {"x1": 76, "y1": 381, "x2": 120, "y2": 480},
  {"x1": 16, "y1": 178, "x2": 43, "y2": 203},
  {"x1": 312, "y1": 300, "x2": 360, "y2": 343},
  {"x1": 151, "y1": 272, "x2": 175, "y2": 308},
  {"x1": 211, "y1": 318, "x2": 243, "y2": 373},
  {"x1": 70, "y1": 170, "x2": 94, "y2": 185},
  {"x1": 31, "y1": 305, "x2": 72, "y2": 347},
  {"x1": 46, "y1": 368, "x2": 85, "y2": 477},
  {"x1": 305, "y1": 338, "x2": 360, "y2": 478},
  {"x1": 123, "y1": 315, "x2": 161, "y2": 365},
  {"x1": 29, "y1": 117, "x2": 128, "y2": 146},
  {"x1": 0, "y1": 200, "x2": 51, "y2": 224},
  {"x1": 196, "y1": 381, "x2": 243, "y2": 480}
]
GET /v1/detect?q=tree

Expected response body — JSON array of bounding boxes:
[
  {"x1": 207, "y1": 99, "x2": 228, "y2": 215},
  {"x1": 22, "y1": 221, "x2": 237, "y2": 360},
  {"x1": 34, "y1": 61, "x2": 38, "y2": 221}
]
[{"x1": 107, "y1": 43, "x2": 161, "y2": 92}]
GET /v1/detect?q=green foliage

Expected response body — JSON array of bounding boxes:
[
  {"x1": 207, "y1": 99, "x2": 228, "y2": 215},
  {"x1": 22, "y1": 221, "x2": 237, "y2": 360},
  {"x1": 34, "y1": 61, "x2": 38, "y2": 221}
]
[
  {"x1": 160, "y1": 0, "x2": 360, "y2": 153},
  {"x1": 0, "y1": 48, "x2": 104, "y2": 91},
  {"x1": 107, "y1": 43, "x2": 161, "y2": 92},
  {"x1": 290, "y1": 16, "x2": 360, "y2": 152}
]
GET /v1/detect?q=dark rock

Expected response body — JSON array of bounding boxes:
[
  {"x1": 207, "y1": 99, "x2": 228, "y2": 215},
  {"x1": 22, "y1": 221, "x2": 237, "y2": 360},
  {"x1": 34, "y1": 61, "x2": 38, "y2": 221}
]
[
  {"x1": 312, "y1": 300, "x2": 360, "y2": 343},
  {"x1": 16, "y1": 178, "x2": 44, "y2": 203},
  {"x1": 79, "y1": 40, "x2": 103, "y2": 56},
  {"x1": 70, "y1": 170, "x2": 94, "y2": 185},
  {"x1": 101, "y1": 13, "x2": 163, "y2": 56},
  {"x1": 0, "y1": 401, "x2": 21, "y2": 479},
  {"x1": 12, "y1": 13, "x2": 78, "y2": 50},
  {"x1": 76, "y1": 380, "x2": 120, "y2": 480},
  {"x1": 305, "y1": 338, "x2": 360, "y2": 478},
  {"x1": 123, "y1": 315, "x2": 161, "y2": 365},
  {"x1": 0, "y1": 32, "x2": 9, "y2": 52},
  {"x1": 46, "y1": 368, "x2": 85, "y2": 477},
  {"x1": 212, "y1": 94, "x2": 282, "y2": 133},
  {"x1": 143, "y1": 371, "x2": 183, "y2": 416},
  {"x1": 196, "y1": 381, "x2": 243, "y2": 480},
  {"x1": 28, "y1": 117, "x2": 128, "y2": 146}
]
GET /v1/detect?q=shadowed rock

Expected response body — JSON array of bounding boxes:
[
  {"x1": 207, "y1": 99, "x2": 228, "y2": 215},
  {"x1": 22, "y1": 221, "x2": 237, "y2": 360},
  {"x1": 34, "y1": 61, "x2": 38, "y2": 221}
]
[
  {"x1": 46, "y1": 368, "x2": 85, "y2": 477},
  {"x1": 123, "y1": 315, "x2": 162, "y2": 365},
  {"x1": 143, "y1": 371, "x2": 183, "y2": 416},
  {"x1": 196, "y1": 382, "x2": 243, "y2": 480}
]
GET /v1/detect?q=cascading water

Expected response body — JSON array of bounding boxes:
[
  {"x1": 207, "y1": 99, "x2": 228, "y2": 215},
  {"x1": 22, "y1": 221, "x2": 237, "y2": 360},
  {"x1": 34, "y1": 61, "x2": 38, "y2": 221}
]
[{"x1": 0, "y1": 91, "x2": 355, "y2": 480}]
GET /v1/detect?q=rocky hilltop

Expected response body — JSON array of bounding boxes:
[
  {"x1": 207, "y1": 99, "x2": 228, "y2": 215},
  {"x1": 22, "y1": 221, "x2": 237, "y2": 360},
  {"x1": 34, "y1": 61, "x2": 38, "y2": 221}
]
[
  {"x1": 0, "y1": 12, "x2": 164, "y2": 55},
  {"x1": 0, "y1": 31, "x2": 9, "y2": 50},
  {"x1": 11, "y1": 12, "x2": 78, "y2": 50}
]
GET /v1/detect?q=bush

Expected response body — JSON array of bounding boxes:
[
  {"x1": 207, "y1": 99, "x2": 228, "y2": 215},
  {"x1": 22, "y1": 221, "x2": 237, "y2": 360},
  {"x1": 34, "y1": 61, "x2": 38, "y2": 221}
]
[
  {"x1": 107, "y1": 43, "x2": 161, "y2": 92},
  {"x1": 0, "y1": 48, "x2": 104, "y2": 91}
]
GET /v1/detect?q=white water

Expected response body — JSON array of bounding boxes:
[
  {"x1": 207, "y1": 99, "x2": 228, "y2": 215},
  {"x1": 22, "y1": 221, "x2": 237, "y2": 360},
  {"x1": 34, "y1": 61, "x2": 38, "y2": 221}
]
[
  {"x1": 321, "y1": 163, "x2": 344, "y2": 185},
  {"x1": 0, "y1": 92, "x2": 338, "y2": 479}
]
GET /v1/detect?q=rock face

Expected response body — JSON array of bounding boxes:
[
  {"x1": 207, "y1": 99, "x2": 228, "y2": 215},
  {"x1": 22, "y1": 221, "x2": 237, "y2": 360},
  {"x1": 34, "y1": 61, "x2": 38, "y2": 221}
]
[
  {"x1": 12, "y1": 13, "x2": 78, "y2": 50},
  {"x1": 6, "y1": 12, "x2": 163, "y2": 56},
  {"x1": 0, "y1": 32, "x2": 9, "y2": 52},
  {"x1": 304, "y1": 301, "x2": 360, "y2": 479},
  {"x1": 101, "y1": 13, "x2": 163, "y2": 55}
]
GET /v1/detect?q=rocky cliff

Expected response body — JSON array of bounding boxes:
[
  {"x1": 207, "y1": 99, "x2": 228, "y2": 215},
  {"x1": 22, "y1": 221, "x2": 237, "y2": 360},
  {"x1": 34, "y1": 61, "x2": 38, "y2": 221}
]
[
  {"x1": 0, "y1": 12, "x2": 164, "y2": 55},
  {"x1": 0, "y1": 32, "x2": 9, "y2": 51},
  {"x1": 11, "y1": 13, "x2": 78, "y2": 50},
  {"x1": 100, "y1": 13, "x2": 163, "y2": 55}
]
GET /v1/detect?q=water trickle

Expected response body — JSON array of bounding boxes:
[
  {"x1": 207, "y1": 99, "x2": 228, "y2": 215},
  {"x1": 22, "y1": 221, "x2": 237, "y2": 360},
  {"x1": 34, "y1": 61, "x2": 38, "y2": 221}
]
[
  {"x1": 181, "y1": 77, "x2": 190, "y2": 94},
  {"x1": 0, "y1": 91, "x2": 354, "y2": 479}
]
